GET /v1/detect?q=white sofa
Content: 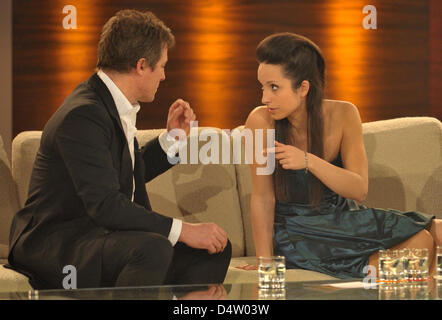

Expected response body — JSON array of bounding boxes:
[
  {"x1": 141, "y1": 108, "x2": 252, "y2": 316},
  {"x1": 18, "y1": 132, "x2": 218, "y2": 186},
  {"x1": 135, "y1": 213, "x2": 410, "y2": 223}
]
[{"x1": 1, "y1": 116, "x2": 441, "y2": 292}]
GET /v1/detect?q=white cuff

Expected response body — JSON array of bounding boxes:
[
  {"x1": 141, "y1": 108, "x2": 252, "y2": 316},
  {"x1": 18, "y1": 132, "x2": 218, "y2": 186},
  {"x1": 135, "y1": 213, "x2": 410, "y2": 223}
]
[{"x1": 168, "y1": 218, "x2": 182, "y2": 246}]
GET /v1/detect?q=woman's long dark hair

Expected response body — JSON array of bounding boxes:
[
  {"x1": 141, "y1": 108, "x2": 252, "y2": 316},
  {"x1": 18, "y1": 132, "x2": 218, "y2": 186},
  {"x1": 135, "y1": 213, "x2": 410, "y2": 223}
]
[{"x1": 256, "y1": 33, "x2": 326, "y2": 205}]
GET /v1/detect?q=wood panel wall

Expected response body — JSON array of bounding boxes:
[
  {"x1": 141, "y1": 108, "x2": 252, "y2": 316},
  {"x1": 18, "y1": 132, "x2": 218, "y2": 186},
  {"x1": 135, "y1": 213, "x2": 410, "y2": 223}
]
[
  {"x1": 430, "y1": 0, "x2": 442, "y2": 120},
  {"x1": 13, "y1": 0, "x2": 439, "y2": 136}
]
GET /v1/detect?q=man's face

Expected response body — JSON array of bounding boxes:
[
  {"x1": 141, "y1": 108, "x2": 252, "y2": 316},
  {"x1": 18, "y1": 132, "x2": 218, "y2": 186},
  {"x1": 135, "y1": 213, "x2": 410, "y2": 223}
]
[{"x1": 138, "y1": 47, "x2": 168, "y2": 103}]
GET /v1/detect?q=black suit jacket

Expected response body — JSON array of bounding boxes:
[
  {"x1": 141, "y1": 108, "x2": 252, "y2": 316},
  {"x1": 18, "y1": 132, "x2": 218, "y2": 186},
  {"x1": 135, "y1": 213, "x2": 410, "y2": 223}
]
[{"x1": 8, "y1": 73, "x2": 175, "y2": 289}]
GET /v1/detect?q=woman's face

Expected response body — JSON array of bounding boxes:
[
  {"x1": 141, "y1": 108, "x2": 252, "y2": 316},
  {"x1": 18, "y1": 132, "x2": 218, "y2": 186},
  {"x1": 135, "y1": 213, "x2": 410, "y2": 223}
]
[{"x1": 257, "y1": 63, "x2": 307, "y2": 120}]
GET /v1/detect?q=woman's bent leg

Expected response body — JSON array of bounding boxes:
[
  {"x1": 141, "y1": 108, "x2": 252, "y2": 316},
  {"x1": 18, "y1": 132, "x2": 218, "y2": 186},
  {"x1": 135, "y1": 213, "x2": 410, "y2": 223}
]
[
  {"x1": 368, "y1": 229, "x2": 435, "y2": 277},
  {"x1": 428, "y1": 219, "x2": 442, "y2": 275}
]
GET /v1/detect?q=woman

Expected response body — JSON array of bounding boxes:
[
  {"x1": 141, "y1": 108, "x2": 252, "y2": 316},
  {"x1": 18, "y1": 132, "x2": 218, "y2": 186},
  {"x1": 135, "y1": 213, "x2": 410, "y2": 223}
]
[{"x1": 239, "y1": 32, "x2": 441, "y2": 278}]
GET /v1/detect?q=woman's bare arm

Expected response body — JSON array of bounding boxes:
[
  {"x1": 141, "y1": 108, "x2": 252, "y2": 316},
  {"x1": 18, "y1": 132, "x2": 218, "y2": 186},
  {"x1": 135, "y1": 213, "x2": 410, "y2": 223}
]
[
  {"x1": 239, "y1": 107, "x2": 276, "y2": 268},
  {"x1": 308, "y1": 103, "x2": 368, "y2": 202}
]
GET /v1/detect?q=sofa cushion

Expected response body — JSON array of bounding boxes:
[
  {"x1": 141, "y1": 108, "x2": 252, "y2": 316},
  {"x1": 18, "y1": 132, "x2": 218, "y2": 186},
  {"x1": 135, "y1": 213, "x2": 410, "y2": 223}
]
[
  {"x1": 0, "y1": 135, "x2": 20, "y2": 258},
  {"x1": 0, "y1": 265, "x2": 32, "y2": 292},
  {"x1": 362, "y1": 117, "x2": 442, "y2": 218},
  {"x1": 137, "y1": 128, "x2": 246, "y2": 258},
  {"x1": 11, "y1": 131, "x2": 42, "y2": 208},
  {"x1": 230, "y1": 127, "x2": 255, "y2": 257},
  {"x1": 0, "y1": 244, "x2": 9, "y2": 264}
]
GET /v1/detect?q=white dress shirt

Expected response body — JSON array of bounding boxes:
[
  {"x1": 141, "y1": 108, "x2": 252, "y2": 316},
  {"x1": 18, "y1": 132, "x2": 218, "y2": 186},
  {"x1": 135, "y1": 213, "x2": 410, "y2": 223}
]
[{"x1": 97, "y1": 70, "x2": 182, "y2": 246}]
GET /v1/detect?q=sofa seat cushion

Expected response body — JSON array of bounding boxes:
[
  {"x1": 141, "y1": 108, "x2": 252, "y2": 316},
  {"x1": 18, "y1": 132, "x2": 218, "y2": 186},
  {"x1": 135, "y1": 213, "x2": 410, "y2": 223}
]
[
  {"x1": 0, "y1": 244, "x2": 9, "y2": 264},
  {"x1": 0, "y1": 136, "x2": 20, "y2": 258},
  {"x1": 362, "y1": 117, "x2": 442, "y2": 217},
  {"x1": 0, "y1": 265, "x2": 32, "y2": 292},
  {"x1": 225, "y1": 256, "x2": 338, "y2": 284},
  {"x1": 137, "y1": 129, "x2": 246, "y2": 258},
  {"x1": 11, "y1": 131, "x2": 42, "y2": 207}
]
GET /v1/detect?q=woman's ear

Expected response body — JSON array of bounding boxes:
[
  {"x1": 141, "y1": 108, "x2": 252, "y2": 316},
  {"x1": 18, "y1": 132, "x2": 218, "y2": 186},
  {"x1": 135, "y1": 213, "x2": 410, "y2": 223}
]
[{"x1": 299, "y1": 80, "x2": 310, "y2": 97}]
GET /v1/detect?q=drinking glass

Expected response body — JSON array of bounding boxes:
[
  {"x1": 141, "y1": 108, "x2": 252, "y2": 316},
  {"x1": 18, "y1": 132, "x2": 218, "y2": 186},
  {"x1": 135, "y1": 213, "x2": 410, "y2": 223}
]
[
  {"x1": 435, "y1": 246, "x2": 442, "y2": 280},
  {"x1": 436, "y1": 279, "x2": 442, "y2": 300},
  {"x1": 378, "y1": 250, "x2": 390, "y2": 282},
  {"x1": 379, "y1": 250, "x2": 403, "y2": 283},
  {"x1": 401, "y1": 248, "x2": 413, "y2": 282},
  {"x1": 258, "y1": 288, "x2": 286, "y2": 300},
  {"x1": 258, "y1": 256, "x2": 286, "y2": 289},
  {"x1": 378, "y1": 282, "x2": 403, "y2": 300},
  {"x1": 405, "y1": 281, "x2": 429, "y2": 300},
  {"x1": 412, "y1": 248, "x2": 429, "y2": 281}
]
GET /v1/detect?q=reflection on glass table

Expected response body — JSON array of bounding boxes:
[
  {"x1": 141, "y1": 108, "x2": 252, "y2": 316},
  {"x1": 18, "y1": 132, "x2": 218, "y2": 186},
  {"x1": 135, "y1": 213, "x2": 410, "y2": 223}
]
[{"x1": 1, "y1": 278, "x2": 442, "y2": 300}]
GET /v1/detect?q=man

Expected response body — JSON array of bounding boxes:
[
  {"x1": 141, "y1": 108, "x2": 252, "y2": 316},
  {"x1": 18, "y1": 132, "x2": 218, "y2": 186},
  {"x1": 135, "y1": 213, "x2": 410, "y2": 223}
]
[{"x1": 8, "y1": 9, "x2": 231, "y2": 289}]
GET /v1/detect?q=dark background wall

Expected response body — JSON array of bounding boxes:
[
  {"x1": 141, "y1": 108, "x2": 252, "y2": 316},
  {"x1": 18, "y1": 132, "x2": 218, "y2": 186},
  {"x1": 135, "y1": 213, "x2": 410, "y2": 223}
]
[
  {"x1": 12, "y1": 0, "x2": 442, "y2": 136},
  {"x1": 0, "y1": 0, "x2": 12, "y2": 160}
]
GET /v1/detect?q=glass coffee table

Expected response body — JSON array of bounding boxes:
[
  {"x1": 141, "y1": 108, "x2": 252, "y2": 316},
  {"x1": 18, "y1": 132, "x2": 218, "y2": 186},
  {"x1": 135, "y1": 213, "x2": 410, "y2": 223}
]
[{"x1": 1, "y1": 278, "x2": 441, "y2": 300}]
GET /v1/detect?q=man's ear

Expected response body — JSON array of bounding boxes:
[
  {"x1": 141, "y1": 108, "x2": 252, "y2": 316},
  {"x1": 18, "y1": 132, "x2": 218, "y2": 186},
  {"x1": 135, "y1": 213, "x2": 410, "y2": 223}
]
[
  {"x1": 299, "y1": 80, "x2": 310, "y2": 98},
  {"x1": 136, "y1": 58, "x2": 151, "y2": 75}
]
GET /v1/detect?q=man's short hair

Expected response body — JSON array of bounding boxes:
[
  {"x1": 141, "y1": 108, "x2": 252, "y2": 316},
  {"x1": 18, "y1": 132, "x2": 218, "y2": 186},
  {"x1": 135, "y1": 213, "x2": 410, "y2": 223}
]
[{"x1": 97, "y1": 9, "x2": 175, "y2": 72}]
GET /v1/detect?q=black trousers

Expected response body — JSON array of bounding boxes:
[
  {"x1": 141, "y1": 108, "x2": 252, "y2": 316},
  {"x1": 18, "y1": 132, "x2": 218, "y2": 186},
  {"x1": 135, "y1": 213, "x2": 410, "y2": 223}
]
[{"x1": 100, "y1": 231, "x2": 232, "y2": 287}]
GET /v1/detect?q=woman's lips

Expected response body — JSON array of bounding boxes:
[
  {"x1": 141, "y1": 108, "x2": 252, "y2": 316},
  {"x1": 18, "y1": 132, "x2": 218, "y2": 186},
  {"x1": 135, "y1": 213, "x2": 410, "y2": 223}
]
[{"x1": 267, "y1": 107, "x2": 277, "y2": 113}]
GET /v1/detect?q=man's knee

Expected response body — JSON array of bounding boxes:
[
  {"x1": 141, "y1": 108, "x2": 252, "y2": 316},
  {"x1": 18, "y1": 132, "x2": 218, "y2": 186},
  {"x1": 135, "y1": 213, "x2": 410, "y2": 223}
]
[
  {"x1": 223, "y1": 239, "x2": 232, "y2": 259},
  {"x1": 212, "y1": 239, "x2": 232, "y2": 282},
  {"x1": 217, "y1": 239, "x2": 232, "y2": 266},
  {"x1": 129, "y1": 233, "x2": 174, "y2": 267}
]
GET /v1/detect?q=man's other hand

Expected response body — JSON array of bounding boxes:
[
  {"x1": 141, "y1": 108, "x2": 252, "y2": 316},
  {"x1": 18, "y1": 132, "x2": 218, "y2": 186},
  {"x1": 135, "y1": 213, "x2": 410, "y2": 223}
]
[
  {"x1": 178, "y1": 222, "x2": 228, "y2": 254},
  {"x1": 166, "y1": 99, "x2": 196, "y2": 136}
]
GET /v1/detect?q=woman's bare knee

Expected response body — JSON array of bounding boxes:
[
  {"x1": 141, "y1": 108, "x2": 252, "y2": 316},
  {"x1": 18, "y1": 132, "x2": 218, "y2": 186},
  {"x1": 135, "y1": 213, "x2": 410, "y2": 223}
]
[
  {"x1": 366, "y1": 229, "x2": 435, "y2": 277},
  {"x1": 428, "y1": 219, "x2": 442, "y2": 246},
  {"x1": 391, "y1": 229, "x2": 434, "y2": 252},
  {"x1": 415, "y1": 229, "x2": 434, "y2": 250}
]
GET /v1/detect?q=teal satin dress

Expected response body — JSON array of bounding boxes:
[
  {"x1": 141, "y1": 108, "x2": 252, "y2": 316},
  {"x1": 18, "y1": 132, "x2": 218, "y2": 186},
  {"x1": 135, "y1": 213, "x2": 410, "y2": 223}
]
[{"x1": 273, "y1": 154, "x2": 435, "y2": 279}]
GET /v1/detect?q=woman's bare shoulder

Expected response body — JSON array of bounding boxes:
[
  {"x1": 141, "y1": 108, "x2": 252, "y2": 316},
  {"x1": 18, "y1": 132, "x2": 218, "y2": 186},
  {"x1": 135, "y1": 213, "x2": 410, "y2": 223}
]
[
  {"x1": 323, "y1": 99, "x2": 361, "y2": 124},
  {"x1": 245, "y1": 106, "x2": 274, "y2": 129}
]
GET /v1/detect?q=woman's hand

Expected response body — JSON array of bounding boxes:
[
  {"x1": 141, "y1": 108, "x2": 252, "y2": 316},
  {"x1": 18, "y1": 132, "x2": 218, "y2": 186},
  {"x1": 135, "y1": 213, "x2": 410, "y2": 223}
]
[
  {"x1": 235, "y1": 264, "x2": 258, "y2": 271},
  {"x1": 270, "y1": 141, "x2": 306, "y2": 171}
]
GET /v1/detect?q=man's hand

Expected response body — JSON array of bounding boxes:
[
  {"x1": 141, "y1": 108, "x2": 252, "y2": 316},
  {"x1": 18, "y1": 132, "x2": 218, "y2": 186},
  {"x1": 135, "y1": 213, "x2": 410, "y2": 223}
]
[
  {"x1": 179, "y1": 222, "x2": 228, "y2": 254},
  {"x1": 166, "y1": 99, "x2": 196, "y2": 136}
]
